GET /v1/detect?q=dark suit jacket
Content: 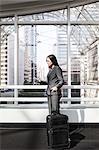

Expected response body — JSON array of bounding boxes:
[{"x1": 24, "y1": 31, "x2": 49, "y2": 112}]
[{"x1": 46, "y1": 66, "x2": 64, "y2": 95}]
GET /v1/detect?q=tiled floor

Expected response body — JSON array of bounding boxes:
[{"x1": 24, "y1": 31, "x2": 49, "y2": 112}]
[{"x1": 1, "y1": 124, "x2": 99, "y2": 150}]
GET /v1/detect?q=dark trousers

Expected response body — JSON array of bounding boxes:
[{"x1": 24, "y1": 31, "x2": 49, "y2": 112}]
[{"x1": 48, "y1": 94, "x2": 61, "y2": 114}]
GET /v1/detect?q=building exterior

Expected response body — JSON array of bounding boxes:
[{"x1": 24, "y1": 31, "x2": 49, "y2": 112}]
[
  {"x1": 1, "y1": 36, "x2": 8, "y2": 85},
  {"x1": 85, "y1": 40, "x2": 99, "y2": 98},
  {"x1": 57, "y1": 26, "x2": 81, "y2": 84},
  {"x1": 24, "y1": 47, "x2": 32, "y2": 84},
  {"x1": 7, "y1": 34, "x2": 14, "y2": 85},
  {"x1": 24, "y1": 25, "x2": 37, "y2": 84},
  {"x1": 1, "y1": 33, "x2": 25, "y2": 85}
]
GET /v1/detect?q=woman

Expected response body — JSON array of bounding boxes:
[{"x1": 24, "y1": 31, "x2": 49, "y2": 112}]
[{"x1": 46, "y1": 54, "x2": 64, "y2": 114}]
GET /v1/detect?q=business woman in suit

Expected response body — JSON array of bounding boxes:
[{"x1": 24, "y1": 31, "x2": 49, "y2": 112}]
[{"x1": 46, "y1": 54, "x2": 64, "y2": 114}]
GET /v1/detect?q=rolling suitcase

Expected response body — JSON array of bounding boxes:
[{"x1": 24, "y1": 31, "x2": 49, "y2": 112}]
[{"x1": 46, "y1": 112, "x2": 70, "y2": 149}]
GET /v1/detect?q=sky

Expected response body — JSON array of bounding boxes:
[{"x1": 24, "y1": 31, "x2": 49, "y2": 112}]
[{"x1": 37, "y1": 25, "x2": 57, "y2": 75}]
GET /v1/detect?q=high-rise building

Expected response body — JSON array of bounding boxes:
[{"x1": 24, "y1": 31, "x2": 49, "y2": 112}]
[
  {"x1": 1, "y1": 33, "x2": 25, "y2": 85},
  {"x1": 7, "y1": 34, "x2": 14, "y2": 85},
  {"x1": 57, "y1": 26, "x2": 81, "y2": 84},
  {"x1": 85, "y1": 40, "x2": 99, "y2": 98},
  {"x1": 1, "y1": 36, "x2": 8, "y2": 85},
  {"x1": 24, "y1": 47, "x2": 32, "y2": 84},
  {"x1": 8, "y1": 33, "x2": 25, "y2": 85},
  {"x1": 24, "y1": 25, "x2": 37, "y2": 84}
]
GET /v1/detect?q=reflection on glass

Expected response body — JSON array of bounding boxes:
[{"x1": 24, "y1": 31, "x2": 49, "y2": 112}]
[
  {"x1": 70, "y1": 2, "x2": 99, "y2": 21},
  {"x1": 18, "y1": 10, "x2": 67, "y2": 21},
  {"x1": 0, "y1": 89, "x2": 14, "y2": 97},
  {"x1": 70, "y1": 1, "x2": 99, "y2": 101},
  {"x1": 1, "y1": 17, "x2": 14, "y2": 22},
  {"x1": 85, "y1": 89, "x2": 98, "y2": 98},
  {"x1": 70, "y1": 23, "x2": 99, "y2": 102}
]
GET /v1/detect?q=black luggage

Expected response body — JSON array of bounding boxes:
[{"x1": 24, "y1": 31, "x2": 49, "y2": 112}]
[{"x1": 46, "y1": 112, "x2": 70, "y2": 149}]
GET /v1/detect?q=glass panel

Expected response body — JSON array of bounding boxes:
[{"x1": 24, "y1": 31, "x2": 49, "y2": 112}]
[
  {"x1": 56, "y1": 25, "x2": 68, "y2": 98},
  {"x1": 70, "y1": 24, "x2": 99, "y2": 102},
  {"x1": 70, "y1": 2, "x2": 99, "y2": 101},
  {"x1": 0, "y1": 89, "x2": 14, "y2": 98},
  {"x1": 0, "y1": 25, "x2": 15, "y2": 86},
  {"x1": 18, "y1": 89, "x2": 46, "y2": 98},
  {"x1": 85, "y1": 88, "x2": 98, "y2": 98},
  {"x1": 0, "y1": 25, "x2": 15, "y2": 98},
  {"x1": 18, "y1": 25, "x2": 67, "y2": 97},
  {"x1": 1, "y1": 17, "x2": 14, "y2": 22},
  {"x1": 18, "y1": 9, "x2": 67, "y2": 21},
  {"x1": 70, "y1": 2, "x2": 99, "y2": 21},
  {"x1": 84, "y1": 44, "x2": 99, "y2": 101},
  {"x1": 70, "y1": 26, "x2": 81, "y2": 100}
]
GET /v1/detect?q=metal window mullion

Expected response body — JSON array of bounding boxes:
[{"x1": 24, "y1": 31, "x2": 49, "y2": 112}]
[
  {"x1": 1, "y1": 20, "x2": 99, "y2": 26},
  {"x1": 0, "y1": 22, "x2": 1, "y2": 85},
  {"x1": 98, "y1": 45, "x2": 99, "y2": 98},
  {"x1": 14, "y1": 15, "x2": 19, "y2": 103},
  {"x1": 67, "y1": 5, "x2": 71, "y2": 105}
]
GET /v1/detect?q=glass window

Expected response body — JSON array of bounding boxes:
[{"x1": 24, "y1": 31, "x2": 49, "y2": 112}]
[
  {"x1": 0, "y1": 25, "x2": 15, "y2": 97},
  {"x1": 70, "y1": 23, "x2": 99, "y2": 100},
  {"x1": 18, "y1": 10, "x2": 67, "y2": 22},
  {"x1": 1, "y1": 17, "x2": 14, "y2": 22},
  {"x1": 0, "y1": 3, "x2": 99, "y2": 105},
  {"x1": 18, "y1": 25, "x2": 67, "y2": 97},
  {"x1": 70, "y1": 2, "x2": 99, "y2": 102},
  {"x1": 70, "y1": 2, "x2": 99, "y2": 21}
]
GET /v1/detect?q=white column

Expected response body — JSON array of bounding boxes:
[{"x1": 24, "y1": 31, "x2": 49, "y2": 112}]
[
  {"x1": 67, "y1": 5, "x2": 71, "y2": 105},
  {"x1": 14, "y1": 15, "x2": 19, "y2": 102}
]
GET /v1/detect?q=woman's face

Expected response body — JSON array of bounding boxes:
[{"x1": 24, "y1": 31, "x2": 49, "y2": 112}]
[{"x1": 46, "y1": 57, "x2": 53, "y2": 68}]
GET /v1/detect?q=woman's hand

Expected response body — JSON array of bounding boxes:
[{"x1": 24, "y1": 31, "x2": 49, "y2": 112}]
[{"x1": 51, "y1": 86, "x2": 57, "y2": 92}]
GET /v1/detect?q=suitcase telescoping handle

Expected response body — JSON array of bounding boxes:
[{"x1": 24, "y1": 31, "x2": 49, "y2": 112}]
[{"x1": 51, "y1": 111, "x2": 58, "y2": 115}]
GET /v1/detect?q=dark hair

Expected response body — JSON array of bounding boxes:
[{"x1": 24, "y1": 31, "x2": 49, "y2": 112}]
[{"x1": 47, "y1": 54, "x2": 59, "y2": 66}]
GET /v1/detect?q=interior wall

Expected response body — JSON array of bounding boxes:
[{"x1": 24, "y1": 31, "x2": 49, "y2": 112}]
[{"x1": 0, "y1": 108, "x2": 99, "y2": 123}]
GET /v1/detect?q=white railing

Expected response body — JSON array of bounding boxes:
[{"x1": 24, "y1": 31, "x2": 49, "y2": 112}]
[
  {"x1": 0, "y1": 84, "x2": 99, "y2": 89},
  {"x1": 0, "y1": 85, "x2": 99, "y2": 108}
]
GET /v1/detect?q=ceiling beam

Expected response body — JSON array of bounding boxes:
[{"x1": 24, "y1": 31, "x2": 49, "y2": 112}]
[{"x1": 0, "y1": 0, "x2": 98, "y2": 17}]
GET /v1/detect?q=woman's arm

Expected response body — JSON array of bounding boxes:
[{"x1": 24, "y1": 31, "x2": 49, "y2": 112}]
[
  {"x1": 39, "y1": 80, "x2": 47, "y2": 85},
  {"x1": 55, "y1": 66, "x2": 64, "y2": 88}
]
